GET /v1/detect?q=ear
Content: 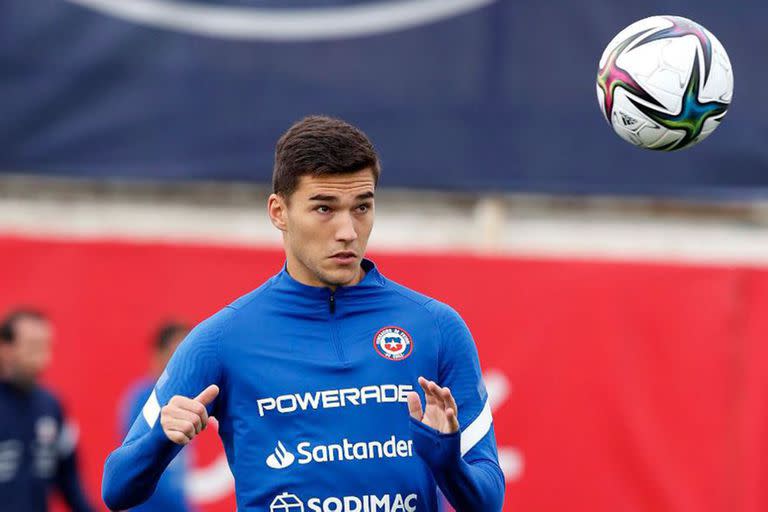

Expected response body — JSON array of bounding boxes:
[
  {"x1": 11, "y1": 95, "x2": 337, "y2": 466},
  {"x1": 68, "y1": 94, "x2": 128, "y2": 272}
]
[{"x1": 268, "y1": 193, "x2": 288, "y2": 232}]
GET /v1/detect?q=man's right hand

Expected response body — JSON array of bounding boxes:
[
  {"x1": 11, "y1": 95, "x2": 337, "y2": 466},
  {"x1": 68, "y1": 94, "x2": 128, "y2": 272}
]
[{"x1": 160, "y1": 384, "x2": 219, "y2": 445}]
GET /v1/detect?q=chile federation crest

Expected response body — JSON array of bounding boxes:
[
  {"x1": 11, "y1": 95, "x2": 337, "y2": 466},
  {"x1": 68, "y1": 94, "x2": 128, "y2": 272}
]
[{"x1": 373, "y1": 326, "x2": 414, "y2": 361}]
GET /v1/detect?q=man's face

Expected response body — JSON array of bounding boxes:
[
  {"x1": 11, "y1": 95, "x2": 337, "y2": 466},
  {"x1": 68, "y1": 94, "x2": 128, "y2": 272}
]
[
  {"x1": 270, "y1": 168, "x2": 376, "y2": 288},
  {"x1": 2, "y1": 317, "x2": 52, "y2": 386}
]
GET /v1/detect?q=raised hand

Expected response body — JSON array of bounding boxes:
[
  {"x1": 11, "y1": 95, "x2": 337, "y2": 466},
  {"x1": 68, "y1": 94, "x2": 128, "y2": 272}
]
[
  {"x1": 160, "y1": 384, "x2": 219, "y2": 445},
  {"x1": 407, "y1": 376, "x2": 459, "y2": 434}
]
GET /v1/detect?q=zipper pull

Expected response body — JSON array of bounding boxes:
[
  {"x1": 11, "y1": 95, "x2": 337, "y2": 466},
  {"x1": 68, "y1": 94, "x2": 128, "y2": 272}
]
[{"x1": 329, "y1": 292, "x2": 336, "y2": 314}]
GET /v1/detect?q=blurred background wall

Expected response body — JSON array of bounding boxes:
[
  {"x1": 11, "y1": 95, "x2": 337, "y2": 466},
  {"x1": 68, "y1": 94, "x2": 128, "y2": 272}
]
[{"x1": 1, "y1": 0, "x2": 767, "y2": 511}]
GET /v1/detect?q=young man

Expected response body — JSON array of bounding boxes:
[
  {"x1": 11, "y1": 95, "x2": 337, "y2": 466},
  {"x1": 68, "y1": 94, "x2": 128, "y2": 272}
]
[
  {"x1": 102, "y1": 116, "x2": 505, "y2": 512},
  {"x1": 0, "y1": 309, "x2": 95, "y2": 512},
  {"x1": 118, "y1": 322, "x2": 196, "y2": 512}
]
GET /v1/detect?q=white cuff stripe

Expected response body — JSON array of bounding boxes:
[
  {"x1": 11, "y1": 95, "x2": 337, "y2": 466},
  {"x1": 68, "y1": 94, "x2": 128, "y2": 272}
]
[
  {"x1": 460, "y1": 398, "x2": 493, "y2": 457},
  {"x1": 142, "y1": 390, "x2": 161, "y2": 428}
]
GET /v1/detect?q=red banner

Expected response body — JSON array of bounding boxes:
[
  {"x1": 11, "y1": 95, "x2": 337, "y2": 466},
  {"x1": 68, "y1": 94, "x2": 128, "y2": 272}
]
[{"x1": 1, "y1": 235, "x2": 765, "y2": 511}]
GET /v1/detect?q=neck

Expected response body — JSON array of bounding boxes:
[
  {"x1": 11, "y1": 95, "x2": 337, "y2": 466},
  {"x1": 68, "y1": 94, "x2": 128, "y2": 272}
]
[{"x1": 1, "y1": 371, "x2": 35, "y2": 391}]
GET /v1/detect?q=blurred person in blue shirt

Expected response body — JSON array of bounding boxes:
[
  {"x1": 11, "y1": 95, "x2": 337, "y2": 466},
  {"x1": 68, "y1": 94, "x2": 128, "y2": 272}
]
[
  {"x1": 0, "y1": 308, "x2": 95, "y2": 512},
  {"x1": 119, "y1": 322, "x2": 195, "y2": 512}
]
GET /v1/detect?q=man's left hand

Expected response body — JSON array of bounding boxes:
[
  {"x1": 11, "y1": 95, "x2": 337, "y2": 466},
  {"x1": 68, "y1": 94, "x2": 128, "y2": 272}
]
[{"x1": 407, "y1": 376, "x2": 460, "y2": 434}]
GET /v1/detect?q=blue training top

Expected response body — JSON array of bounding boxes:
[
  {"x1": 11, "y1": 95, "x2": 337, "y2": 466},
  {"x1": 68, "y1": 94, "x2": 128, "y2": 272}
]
[
  {"x1": 119, "y1": 377, "x2": 195, "y2": 512},
  {"x1": 103, "y1": 259, "x2": 505, "y2": 512}
]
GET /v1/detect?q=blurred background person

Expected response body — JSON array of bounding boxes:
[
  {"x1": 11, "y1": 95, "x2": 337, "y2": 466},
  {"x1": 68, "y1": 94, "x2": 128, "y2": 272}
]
[
  {"x1": 0, "y1": 308, "x2": 95, "y2": 512},
  {"x1": 118, "y1": 321, "x2": 195, "y2": 512}
]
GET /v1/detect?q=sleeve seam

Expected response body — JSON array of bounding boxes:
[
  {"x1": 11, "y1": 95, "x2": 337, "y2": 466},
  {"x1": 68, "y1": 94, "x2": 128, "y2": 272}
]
[
  {"x1": 428, "y1": 302, "x2": 486, "y2": 434},
  {"x1": 429, "y1": 300, "x2": 445, "y2": 386},
  {"x1": 227, "y1": 279, "x2": 276, "y2": 311},
  {"x1": 217, "y1": 307, "x2": 238, "y2": 401},
  {"x1": 383, "y1": 286, "x2": 445, "y2": 378}
]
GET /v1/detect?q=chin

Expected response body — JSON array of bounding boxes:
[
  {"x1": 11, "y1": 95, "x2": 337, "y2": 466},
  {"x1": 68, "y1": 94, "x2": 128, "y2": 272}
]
[
  {"x1": 326, "y1": 274, "x2": 354, "y2": 287},
  {"x1": 320, "y1": 268, "x2": 357, "y2": 287}
]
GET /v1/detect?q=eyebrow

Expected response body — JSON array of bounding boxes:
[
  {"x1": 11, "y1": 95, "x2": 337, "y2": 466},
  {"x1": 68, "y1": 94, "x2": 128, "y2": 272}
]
[{"x1": 308, "y1": 191, "x2": 375, "y2": 202}]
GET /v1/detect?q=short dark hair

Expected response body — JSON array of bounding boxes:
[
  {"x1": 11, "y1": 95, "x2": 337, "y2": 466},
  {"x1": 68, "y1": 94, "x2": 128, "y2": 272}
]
[
  {"x1": 273, "y1": 115, "x2": 380, "y2": 198},
  {"x1": 154, "y1": 322, "x2": 189, "y2": 352},
  {"x1": 0, "y1": 308, "x2": 46, "y2": 344}
]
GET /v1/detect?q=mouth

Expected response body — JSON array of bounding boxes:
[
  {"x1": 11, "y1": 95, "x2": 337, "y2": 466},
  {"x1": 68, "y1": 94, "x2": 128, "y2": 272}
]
[{"x1": 330, "y1": 251, "x2": 357, "y2": 264}]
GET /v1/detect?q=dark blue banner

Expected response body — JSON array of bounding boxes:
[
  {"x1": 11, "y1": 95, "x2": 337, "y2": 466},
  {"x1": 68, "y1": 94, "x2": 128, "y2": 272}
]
[{"x1": 0, "y1": 0, "x2": 765, "y2": 197}]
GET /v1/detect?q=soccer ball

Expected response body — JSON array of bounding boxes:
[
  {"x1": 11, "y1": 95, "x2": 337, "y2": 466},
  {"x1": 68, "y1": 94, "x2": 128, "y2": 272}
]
[{"x1": 596, "y1": 15, "x2": 733, "y2": 151}]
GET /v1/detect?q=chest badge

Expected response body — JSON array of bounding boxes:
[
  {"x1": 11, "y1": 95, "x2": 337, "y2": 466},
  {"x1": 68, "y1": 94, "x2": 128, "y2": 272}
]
[{"x1": 373, "y1": 326, "x2": 413, "y2": 361}]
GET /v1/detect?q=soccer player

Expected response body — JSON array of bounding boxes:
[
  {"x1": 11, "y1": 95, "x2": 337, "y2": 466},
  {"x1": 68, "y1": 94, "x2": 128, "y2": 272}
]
[
  {"x1": 0, "y1": 308, "x2": 95, "y2": 512},
  {"x1": 102, "y1": 116, "x2": 505, "y2": 512},
  {"x1": 118, "y1": 322, "x2": 196, "y2": 512}
]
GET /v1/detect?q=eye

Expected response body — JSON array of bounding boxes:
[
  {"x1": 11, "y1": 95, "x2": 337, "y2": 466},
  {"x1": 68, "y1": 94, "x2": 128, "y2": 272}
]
[
  {"x1": 315, "y1": 205, "x2": 331, "y2": 214},
  {"x1": 357, "y1": 203, "x2": 371, "y2": 213}
]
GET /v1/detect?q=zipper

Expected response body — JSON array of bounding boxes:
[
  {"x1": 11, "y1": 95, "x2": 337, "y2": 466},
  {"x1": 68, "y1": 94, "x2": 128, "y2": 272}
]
[{"x1": 328, "y1": 289, "x2": 347, "y2": 363}]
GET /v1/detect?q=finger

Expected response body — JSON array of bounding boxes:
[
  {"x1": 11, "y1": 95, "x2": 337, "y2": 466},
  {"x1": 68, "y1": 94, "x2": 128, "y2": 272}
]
[
  {"x1": 439, "y1": 386, "x2": 460, "y2": 433},
  {"x1": 418, "y1": 378, "x2": 439, "y2": 406},
  {"x1": 441, "y1": 386, "x2": 459, "y2": 417},
  {"x1": 445, "y1": 407, "x2": 460, "y2": 433},
  {"x1": 164, "y1": 430, "x2": 190, "y2": 445},
  {"x1": 406, "y1": 392, "x2": 423, "y2": 421},
  {"x1": 176, "y1": 399, "x2": 209, "y2": 429},
  {"x1": 195, "y1": 384, "x2": 220, "y2": 406},
  {"x1": 171, "y1": 408, "x2": 204, "y2": 435},
  {"x1": 208, "y1": 416, "x2": 219, "y2": 430},
  {"x1": 427, "y1": 380, "x2": 447, "y2": 409},
  {"x1": 164, "y1": 419, "x2": 197, "y2": 441}
]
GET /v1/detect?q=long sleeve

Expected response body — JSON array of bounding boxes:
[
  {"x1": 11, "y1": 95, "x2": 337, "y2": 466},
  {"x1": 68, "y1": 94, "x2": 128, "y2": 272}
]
[
  {"x1": 56, "y1": 447, "x2": 96, "y2": 512},
  {"x1": 412, "y1": 302, "x2": 505, "y2": 512},
  {"x1": 102, "y1": 309, "x2": 231, "y2": 511},
  {"x1": 54, "y1": 411, "x2": 95, "y2": 512}
]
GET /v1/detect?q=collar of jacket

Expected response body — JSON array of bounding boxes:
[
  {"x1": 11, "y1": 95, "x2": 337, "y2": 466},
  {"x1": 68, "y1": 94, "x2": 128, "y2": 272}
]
[{"x1": 272, "y1": 258, "x2": 386, "y2": 303}]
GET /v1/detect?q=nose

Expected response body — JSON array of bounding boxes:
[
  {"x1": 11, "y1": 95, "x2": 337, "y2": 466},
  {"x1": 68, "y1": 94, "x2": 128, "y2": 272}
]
[{"x1": 335, "y1": 211, "x2": 358, "y2": 243}]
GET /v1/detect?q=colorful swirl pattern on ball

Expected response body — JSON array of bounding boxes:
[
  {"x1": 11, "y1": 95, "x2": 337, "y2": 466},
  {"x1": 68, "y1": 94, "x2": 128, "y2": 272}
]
[
  {"x1": 628, "y1": 53, "x2": 728, "y2": 151},
  {"x1": 633, "y1": 16, "x2": 714, "y2": 84},
  {"x1": 596, "y1": 27, "x2": 665, "y2": 121},
  {"x1": 597, "y1": 17, "x2": 729, "y2": 150}
]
